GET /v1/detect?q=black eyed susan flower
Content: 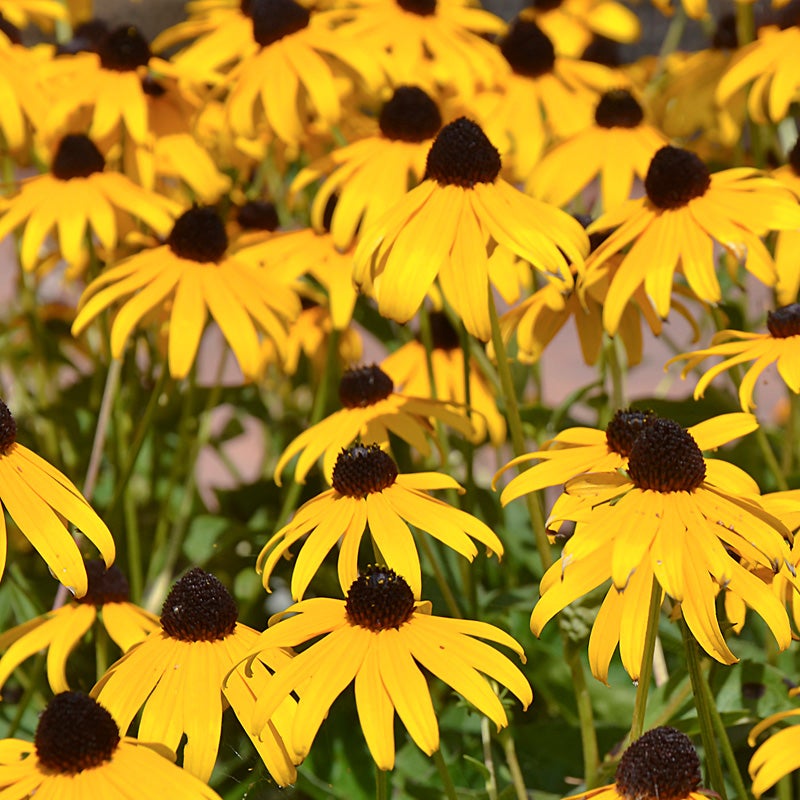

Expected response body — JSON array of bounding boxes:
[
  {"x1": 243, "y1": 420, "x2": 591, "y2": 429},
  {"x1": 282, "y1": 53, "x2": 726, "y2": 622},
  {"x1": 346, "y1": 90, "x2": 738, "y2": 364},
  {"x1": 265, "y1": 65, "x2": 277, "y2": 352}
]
[
  {"x1": 92, "y1": 568, "x2": 298, "y2": 785},
  {"x1": 0, "y1": 561, "x2": 158, "y2": 695},
  {"x1": 530, "y1": 417, "x2": 793, "y2": 678},
  {"x1": 0, "y1": 41, "x2": 50, "y2": 154},
  {"x1": 749, "y1": 685, "x2": 800, "y2": 797},
  {"x1": 569, "y1": 727, "x2": 706, "y2": 800},
  {"x1": 0, "y1": 399, "x2": 114, "y2": 599},
  {"x1": 0, "y1": 692, "x2": 222, "y2": 799},
  {"x1": 0, "y1": 133, "x2": 179, "y2": 276},
  {"x1": 291, "y1": 85, "x2": 443, "y2": 251},
  {"x1": 353, "y1": 117, "x2": 589, "y2": 341},
  {"x1": 261, "y1": 444, "x2": 503, "y2": 599},
  {"x1": 772, "y1": 139, "x2": 800, "y2": 306},
  {"x1": 667, "y1": 303, "x2": 800, "y2": 412},
  {"x1": 584, "y1": 145, "x2": 800, "y2": 335},
  {"x1": 71, "y1": 206, "x2": 301, "y2": 381},
  {"x1": 274, "y1": 363, "x2": 475, "y2": 484},
  {"x1": 242, "y1": 566, "x2": 532, "y2": 770},
  {"x1": 151, "y1": 0, "x2": 250, "y2": 56}
]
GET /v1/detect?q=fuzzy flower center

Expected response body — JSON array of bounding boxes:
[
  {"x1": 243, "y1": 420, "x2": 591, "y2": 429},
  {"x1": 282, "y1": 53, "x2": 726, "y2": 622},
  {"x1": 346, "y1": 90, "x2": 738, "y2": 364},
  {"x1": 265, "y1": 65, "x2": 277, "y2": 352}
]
[
  {"x1": 605, "y1": 408, "x2": 656, "y2": 457},
  {"x1": 250, "y1": 0, "x2": 310, "y2": 47},
  {"x1": 35, "y1": 692, "x2": 120, "y2": 774},
  {"x1": 98, "y1": 25, "x2": 151, "y2": 71},
  {"x1": 615, "y1": 727, "x2": 702, "y2": 800},
  {"x1": 379, "y1": 86, "x2": 442, "y2": 143},
  {"x1": 345, "y1": 566, "x2": 415, "y2": 631},
  {"x1": 77, "y1": 561, "x2": 130, "y2": 606},
  {"x1": 0, "y1": 399, "x2": 17, "y2": 456},
  {"x1": 767, "y1": 303, "x2": 800, "y2": 338},
  {"x1": 789, "y1": 139, "x2": 800, "y2": 177},
  {"x1": 500, "y1": 19, "x2": 556, "y2": 78},
  {"x1": 627, "y1": 419, "x2": 706, "y2": 493},
  {"x1": 160, "y1": 568, "x2": 238, "y2": 642},
  {"x1": 594, "y1": 89, "x2": 644, "y2": 129},
  {"x1": 644, "y1": 146, "x2": 711, "y2": 210},
  {"x1": 167, "y1": 207, "x2": 229, "y2": 263},
  {"x1": 237, "y1": 201, "x2": 280, "y2": 231},
  {"x1": 711, "y1": 14, "x2": 738, "y2": 49},
  {"x1": 530, "y1": 0, "x2": 564, "y2": 9},
  {"x1": 331, "y1": 444, "x2": 398, "y2": 498},
  {"x1": 51, "y1": 134, "x2": 105, "y2": 181},
  {"x1": 429, "y1": 311, "x2": 460, "y2": 350},
  {"x1": 424, "y1": 117, "x2": 501, "y2": 188},
  {"x1": 396, "y1": 0, "x2": 437, "y2": 16},
  {"x1": 339, "y1": 364, "x2": 394, "y2": 408}
]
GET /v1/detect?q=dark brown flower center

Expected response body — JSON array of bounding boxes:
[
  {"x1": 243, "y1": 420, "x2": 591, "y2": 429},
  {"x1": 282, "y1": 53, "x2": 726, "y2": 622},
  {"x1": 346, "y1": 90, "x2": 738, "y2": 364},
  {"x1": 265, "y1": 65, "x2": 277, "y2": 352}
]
[
  {"x1": 594, "y1": 89, "x2": 644, "y2": 129},
  {"x1": 0, "y1": 398, "x2": 17, "y2": 456},
  {"x1": 167, "y1": 207, "x2": 229, "y2": 263},
  {"x1": 237, "y1": 201, "x2": 280, "y2": 231},
  {"x1": 339, "y1": 364, "x2": 394, "y2": 408},
  {"x1": 345, "y1": 566, "x2": 415, "y2": 631},
  {"x1": 615, "y1": 727, "x2": 702, "y2": 800},
  {"x1": 531, "y1": 0, "x2": 564, "y2": 9},
  {"x1": 711, "y1": 13, "x2": 738, "y2": 49},
  {"x1": 582, "y1": 35, "x2": 621, "y2": 67},
  {"x1": 424, "y1": 117, "x2": 501, "y2": 188},
  {"x1": 160, "y1": 568, "x2": 238, "y2": 642},
  {"x1": 57, "y1": 19, "x2": 110, "y2": 55},
  {"x1": 789, "y1": 139, "x2": 800, "y2": 177},
  {"x1": 331, "y1": 444, "x2": 398, "y2": 498},
  {"x1": 767, "y1": 303, "x2": 800, "y2": 338},
  {"x1": 98, "y1": 25, "x2": 151, "y2": 71},
  {"x1": 379, "y1": 86, "x2": 442, "y2": 143},
  {"x1": 250, "y1": 0, "x2": 310, "y2": 47},
  {"x1": 644, "y1": 146, "x2": 710, "y2": 210},
  {"x1": 241, "y1": 0, "x2": 254, "y2": 13},
  {"x1": 500, "y1": 19, "x2": 556, "y2": 78},
  {"x1": 429, "y1": 311, "x2": 460, "y2": 350},
  {"x1": 627, "y1": 418, "x2": 706, "y2": 492},
  {"x1": 605, "y1": 408, "x2": 656, "y2": 457},
  {"x1": 51, "y1": 134, "x2": 105, "y2": 181},
  {"x1": 76, "y1": 561, "x2": 130, "y2": 606},
  {"x1": 396, "y1": 0, "x2": 437, "y2": 16},
  {"x1": 35, "y1": 692, "x2": 120, "y2": 774}
]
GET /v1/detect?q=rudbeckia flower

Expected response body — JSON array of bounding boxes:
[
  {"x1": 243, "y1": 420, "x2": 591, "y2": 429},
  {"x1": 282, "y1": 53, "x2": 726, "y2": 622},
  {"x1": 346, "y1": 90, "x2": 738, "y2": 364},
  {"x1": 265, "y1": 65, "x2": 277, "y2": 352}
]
[
  {"x1": 0, "y1": 692, "x2": 222, "y2": 799},
  {"x1": 584, "y1": 145, "x2": 800, "y2": 335},
  {"x1": 71, "y1": 206, "x2": 301, "y2": 381},
  {"x1": 291, "y1": 85, "x2": 443, "y2": 251},
  {"x1": 260, "y1": 443, "x2": 502, "y2": 599},
  {"x1": 771, "y1": 138, "x2": 800, "y2": 305},
  {"x1": 569, "y1": 727, "x2": 706, "y2": 800},
  {"x1": 151, "y1": 0, "x2": 248, "y2": 56},
  {"x1": 0, "y1": 42, "x2": 50, "y2": 154},
  {"x1": 0, "y1": 561, "x2": 157, "y2": 695},
  {"x1": 750, "y1": 686, "x2": 800, "y2": 796},
  {"x1": 353, "y1": 117, "x2": 589, "y2": 341},
  {"x1": 0, "y1": 133, "x2": 178, "y2": 276},
  {"x1": 530, "y1": 417, "x2": 792, "y2": 679},
  {"x1": 241, "y1": 565, "x2": 532, "y2": 770},
  {"x1": 0, "y1": 399, "x2": 114, "y2": 599},
  {"x1": 527, "y1": 88, "x2": 668, "y2": 213},
  {"x1": 667, "y1": 303, "x2": 800, "y2": 412},
  {"x1": 92, "y1": 569, "x2": 298, "y2": 784},
  {"x1": 274, "y1": 363, "x2": 475, "y2": 484}
]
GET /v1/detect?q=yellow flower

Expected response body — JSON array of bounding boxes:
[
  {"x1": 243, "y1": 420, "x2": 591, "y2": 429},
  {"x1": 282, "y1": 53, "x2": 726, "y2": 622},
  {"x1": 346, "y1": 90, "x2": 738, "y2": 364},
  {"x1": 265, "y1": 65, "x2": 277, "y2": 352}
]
[
  {"x1": 72, "y1": 206, "x2": 301, "y2": 381},
  {"x1": 353, "y1": 117, "x2": 589, "y2": 341},
  {"x1": 0, "y1": 42, "x2": 50, "y2": 153},
  {"x1": 274, "y1": 363, "x2": 475, "y2": 484},
  {"x1": 667, "y1": 303, "x2": 800, "y2": 412},
  {"x1": 260, "y1": 444, "x2": 503, "y2": 599},
  {"x1": 0, "y1": 561, "x2": 158, "y2": 695},
  {"x1": 584, "y1": 145, "x2": 800, "y2": 335},
  {"x1": 92, "y1": 569, "x2": 298, "y2": 785},
  {"x1": 0, "y1": 133, "x2": 178, "y2": 276},
  {"x1": 0, "y1": 692, "x2": 222, "y2": 799},
  {"x1": 0, "y1": 0, "x2": 66, "y2": 31},
  {"x1": 0, "y1": 399, "x2": 114, "y2": 599},
  {"x1": 151, "y1": 0, "x2": 248, "y2": 56},
  {"x1": 241, "y1": 566, "x2": 532, "y2": 770},
  {"x1": 771, "y1": 138, "x2": 800, "y2": 306},
  {"x1": 749, "y1": 685, "x2": 800, "y2": 797}
]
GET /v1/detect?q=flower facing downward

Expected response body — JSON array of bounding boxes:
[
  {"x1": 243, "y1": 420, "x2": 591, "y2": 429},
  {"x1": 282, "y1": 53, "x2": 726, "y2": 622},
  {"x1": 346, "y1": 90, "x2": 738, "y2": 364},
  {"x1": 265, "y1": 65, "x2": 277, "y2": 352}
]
[
  {"x1": 241, "y1": 566, "x2": 533, "y2": 770},
  {"x1": 0, "y1": 692, "x2": 221, "y2": 799}
]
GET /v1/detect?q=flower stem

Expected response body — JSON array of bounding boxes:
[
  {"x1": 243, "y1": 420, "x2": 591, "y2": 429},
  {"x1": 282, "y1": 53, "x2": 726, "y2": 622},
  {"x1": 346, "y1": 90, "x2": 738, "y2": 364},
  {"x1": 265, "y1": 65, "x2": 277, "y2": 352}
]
[
  {"x1": 481, "y1": 717, "x2": 499, "y2": 800},
  {"x1": 418, "y1": 535, "x2": 462, "y2": 618},
  {"x1": 500, "y1": 726, "x2": 529, "y2": 800},
  {"x1": 432, "y1": 748, "x2": 458, "y2": 800},
  {"x1": 375, "y1": 766, "x2": 389, "y2": 800},
  {"x1": 629, "y1": 579, "x2": 662, "y2": 743}
]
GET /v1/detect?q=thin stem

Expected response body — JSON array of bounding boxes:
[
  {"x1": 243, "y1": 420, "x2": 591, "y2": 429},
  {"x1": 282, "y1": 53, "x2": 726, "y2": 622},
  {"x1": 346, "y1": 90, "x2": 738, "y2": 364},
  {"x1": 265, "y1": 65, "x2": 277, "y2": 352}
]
[
  {"x1": 83, "y1": 357, "x2": 123, "y2": 502},
  {"x1": 629, "y1": 579, "x2": 662, "y2": 742},
  {"x1": 418, "y1": 535, "x2": 462, "y2": 618},
  {"x1": 500, "y1": 726, "x2": 528, "y2": 800},
  {"x1": 735, "y1": 0, "x2": 755, "y2": 47},
  {"x1": 432, "y1": 748, "x2": 458, "y2": 800},
  {"x1": 604, "y1": 337, "x2": 627, "y2": 413},
  {"x1": 564, "y1": 643, "x2": 600, "y2": 788},
  {"x1": 755, "y1": 423, "x2": 789, "y2": 491},
  {"x1": 375, "y1": 766, "x2": 390, "y2": 800},
  {"x1": 481, "y1": 717, "x2": 499, "y2": 800}
]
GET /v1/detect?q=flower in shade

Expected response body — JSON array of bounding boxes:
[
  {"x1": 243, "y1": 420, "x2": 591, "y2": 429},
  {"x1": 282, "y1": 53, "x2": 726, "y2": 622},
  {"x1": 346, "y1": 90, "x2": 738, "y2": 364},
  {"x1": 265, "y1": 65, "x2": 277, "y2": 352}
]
[
  {"x1": 0, "y1": 399, "x2": 114, "y2": 599},
  {"x1": 71, "y1": 206, "x2": 301, "y2": 381},
  {"x1": 92, "y1": 568, "x2": 298, "y2": 784},
  {"x1": 749, "y1": 685, "x2": 800, "y2": 797},
  {"x1": 354, "y1": 117, "x2": 589, "y2": 341},
  {"x1": 290, "y1": 86, "x2": 443, "y2": 251},
  {"x1": 0, "y1": 133, "x2": 178, "y2": 275},
  {"x1": 527, "y1": 88, "x2": 668, "y2": 213},
  {"x1": 241, "y1": 566, "x2": 532, "y2": 770},
  {"x1": 568, "y1": 727, "x2": 706, "y2": 800},
  {"x1": 530, "y1": 417, "x2": 792, "y2": 679},
  {"x1": 584, "y1": 145, "x2": 800, "y2": 335},
  {"x1": 274, "y1": 363, "x2": 475, "y2": 484},
  {"x1": 771, "y1": 138, "x2": 800, "y2": 306},
  {"x1": 667, "y1": 303, "x2": 800, "y2": 412},
  {"x1": 260, "y1": 444, "x2": 502, "y2": 599},
  {"x1": 0, "y1": 692, "x2": 222, "y2": 799},
  {"x1": 0, "y1": 561, "x2": 157, "y2": 695}
]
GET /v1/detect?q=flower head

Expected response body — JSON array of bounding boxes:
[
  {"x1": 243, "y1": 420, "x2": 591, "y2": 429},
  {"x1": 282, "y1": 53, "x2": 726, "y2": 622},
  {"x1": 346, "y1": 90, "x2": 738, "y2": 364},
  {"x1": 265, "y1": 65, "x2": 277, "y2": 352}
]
[{"x1": 749, "y1": 684, "x2": 800, "y2": 797}]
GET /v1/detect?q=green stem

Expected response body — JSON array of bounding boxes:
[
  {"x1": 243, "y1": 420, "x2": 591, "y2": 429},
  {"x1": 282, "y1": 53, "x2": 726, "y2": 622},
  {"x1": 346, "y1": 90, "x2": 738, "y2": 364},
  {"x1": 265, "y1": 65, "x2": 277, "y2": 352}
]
[
  {"x1": 755, "y1": 423, "x2": 789, "y2": 491},
  {"x1": 375, "y1": 765, "x2": 390, "y2": 800},
  {"x1": 735, "y1": 0, "x2": 755, "y2": 48},
  {"x1": 481, "y1": 717, "x2": 499, "y2": 800},
  {"x1": 629, "y1": 580, "x2": 663, "y2": 742},
  {"x1": 83, "y1": 357, "x2": 123, "y2": 502},
  {"x1": 95, "y1": 622, "x2": 109, "y2": 683},
  {"x1": 564, "y1": 643, "x2": 600, "y2": 788},
  {"x1": 418, "y1": 535, "x2": 462, "y2": 618},
  {"x1": 604, "y1": 337, "x2": 627, "y2": 414},
  {"x1": 432, "y1": 748, "x2": 458, "y2": 800},
  {"x1": 500, "y1": 726, "x2": 528, "y2": 800}
]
